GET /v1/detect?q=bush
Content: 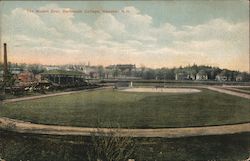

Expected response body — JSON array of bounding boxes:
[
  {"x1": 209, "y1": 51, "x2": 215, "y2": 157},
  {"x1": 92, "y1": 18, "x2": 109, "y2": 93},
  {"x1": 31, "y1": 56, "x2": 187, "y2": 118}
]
[{"x1": 87, "y1": 128, "x2": 136, "y2": 161}]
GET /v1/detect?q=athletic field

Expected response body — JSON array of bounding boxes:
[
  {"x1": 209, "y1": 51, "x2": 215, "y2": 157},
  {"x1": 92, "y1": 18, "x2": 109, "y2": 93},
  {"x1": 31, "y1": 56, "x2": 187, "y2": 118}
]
[{"x1": 1, "y1": 87, "x2": 250, "y2": 128}]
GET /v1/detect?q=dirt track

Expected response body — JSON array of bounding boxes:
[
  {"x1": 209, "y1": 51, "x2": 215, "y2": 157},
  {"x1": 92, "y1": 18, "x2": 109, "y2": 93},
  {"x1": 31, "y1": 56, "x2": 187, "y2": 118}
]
[
  {"x1": 0, "y1": 117, "x2": 250, "y2": 138},
  {"x1": 206, "y1": 86, "x2": 250, "y2": 99}
]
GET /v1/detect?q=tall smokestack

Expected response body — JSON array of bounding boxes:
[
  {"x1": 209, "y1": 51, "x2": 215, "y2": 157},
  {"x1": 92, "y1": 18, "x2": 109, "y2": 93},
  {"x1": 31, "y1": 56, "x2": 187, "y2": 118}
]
[{"x1": 3, "y1": 43, "x2": 8, "y2": 81}]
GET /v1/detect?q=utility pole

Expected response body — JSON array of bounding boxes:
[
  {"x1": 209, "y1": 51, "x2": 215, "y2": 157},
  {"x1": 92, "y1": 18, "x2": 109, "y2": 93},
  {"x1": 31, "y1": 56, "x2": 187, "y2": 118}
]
[{"x1": 3, "y1": 43, "x2": 8, "y2": 82}]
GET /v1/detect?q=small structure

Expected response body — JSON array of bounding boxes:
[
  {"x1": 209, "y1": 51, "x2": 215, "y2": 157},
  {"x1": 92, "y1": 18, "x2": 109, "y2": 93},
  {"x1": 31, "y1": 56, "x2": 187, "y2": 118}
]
[
  {"x1": 10, "y1": 68, "x2": 21, "y2": 75},
  {"x1": 187, "y1": 73, "x2": 196, "y2": 80},
  {"x1": 196, "y1": 70, "x2": 208, "y2": 81},
  {"x1": 175, "y1": 72, "x2": 188, "y2": 80},
  {"x1": 130, "y1": 81, "x2": 133, "y2": 88},
  {"x1": 89, "y1": 71, "x2": 99, "y2": 79},
  {"x1": 41, "y1": 70, "x2": 86, "y2": 86},
  {"x1": 18, "y1": 71, "x2": 35, "y2": 83},
  {"x1": 215, "y1": 75, "x2": 228, "y2": 81},
  {"x1": 46, "y1": 66, "x2": 60, "y2": 71},
  {"x1": 107, "y1": 64, "x2": 136, "y2": 78},
  {"x1": 236, "y1": 74, "x2": 243, "y2": 82}
]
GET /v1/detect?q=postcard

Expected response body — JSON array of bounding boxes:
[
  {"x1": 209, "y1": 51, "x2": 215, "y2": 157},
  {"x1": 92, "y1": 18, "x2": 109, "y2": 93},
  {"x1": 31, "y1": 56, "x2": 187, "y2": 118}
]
[{"x1": 0, "y1": 1, "x2": 249, "y2": 161}]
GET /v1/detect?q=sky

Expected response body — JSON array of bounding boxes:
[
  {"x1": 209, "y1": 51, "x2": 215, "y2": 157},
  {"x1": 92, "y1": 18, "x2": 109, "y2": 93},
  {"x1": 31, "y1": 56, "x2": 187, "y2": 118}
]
[{"x1": 0, "y1": 0, "x2": 249, "y2": 71}]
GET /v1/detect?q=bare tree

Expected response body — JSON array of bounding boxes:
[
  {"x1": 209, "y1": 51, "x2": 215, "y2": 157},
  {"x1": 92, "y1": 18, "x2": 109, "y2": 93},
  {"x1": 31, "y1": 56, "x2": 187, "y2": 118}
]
[{"x1": 87, "y1": 126, "x2": 136, "y2": 161}]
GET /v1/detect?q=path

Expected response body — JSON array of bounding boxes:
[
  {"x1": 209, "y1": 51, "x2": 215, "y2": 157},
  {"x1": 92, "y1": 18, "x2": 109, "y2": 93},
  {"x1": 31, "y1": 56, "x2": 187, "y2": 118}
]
[
  {"x1": 221, "y1": 87, "x2": 250, "y2": 94},
  {"x1": 0, "y1": 117, "x2": 249, "y2": 138},
  {"x1": 205, "y1": 86, "x2": 250, "y2": 99}
]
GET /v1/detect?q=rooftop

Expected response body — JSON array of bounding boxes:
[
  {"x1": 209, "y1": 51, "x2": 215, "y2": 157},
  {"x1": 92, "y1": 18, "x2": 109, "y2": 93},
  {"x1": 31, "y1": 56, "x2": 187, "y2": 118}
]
[{"x1": 41, "y1": 70, "x2": 85, "y2": 76}]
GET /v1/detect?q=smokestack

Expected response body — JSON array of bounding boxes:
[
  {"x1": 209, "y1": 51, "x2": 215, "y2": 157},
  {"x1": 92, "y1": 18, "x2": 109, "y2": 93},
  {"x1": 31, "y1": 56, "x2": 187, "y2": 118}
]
[{"x1": 3, "y1": 43, "x2": 8, "y2": 81}]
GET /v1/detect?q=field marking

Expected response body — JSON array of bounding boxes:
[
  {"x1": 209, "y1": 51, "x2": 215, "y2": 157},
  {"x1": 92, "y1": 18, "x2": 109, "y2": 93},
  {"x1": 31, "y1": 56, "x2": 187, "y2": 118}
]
[
  {"x1": 121, "y1": 87, "x2": 201, "y2": 93},
  {"x1": 0, "y1": 117, "x2": 249, "y2": 138},
  {"x1": 222, "y1": 87, "x2": 250, "y2": 94},
  {"x1": 205, "y1": 86, "x2": 250, "y2": 99}
]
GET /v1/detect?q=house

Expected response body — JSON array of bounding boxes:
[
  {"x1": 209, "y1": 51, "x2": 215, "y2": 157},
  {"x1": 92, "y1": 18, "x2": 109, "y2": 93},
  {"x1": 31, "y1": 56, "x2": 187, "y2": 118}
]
[
  {"x1": 18, "y1": 71, "x2": 35, "y2": 83},
  {"x1": 46, "y1": 66, "x2": 60, "y2": 71},
  {"x1": 196, "y1": 70, "x2": 208, "y2": 81},
  {"x1": 35, "y1": 74, "x2": 42, "y2": 82},
  {"x1": 10, "y1": 68, "x2": 22, "y2": 75},
  {"x1": 236, "y1": 75, "x2": 243, "y2": 82},
  {"x1": 175, "y1": 72, "x2": 189, "y2": 80},
  {"x1": 89, "y1": 71, "x2": 99, "y2": 79},
  {"x1": 106, "y1": 64, "x2": 136, "y2": 78},
  {"x1": 187, "y1": 73, "x2": 196, "y2": 80},
  {"x1": 216, "y1": 75, "x2": 228, "y2": 81}
]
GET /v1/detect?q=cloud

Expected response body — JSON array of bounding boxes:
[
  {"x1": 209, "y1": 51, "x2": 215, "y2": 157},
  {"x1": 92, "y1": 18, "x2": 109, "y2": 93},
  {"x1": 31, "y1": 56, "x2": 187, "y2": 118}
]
[
  {"x1": 123, "y1": 6, "x2": 152, "y2": 27},
  {"x1": 2, "y1": 4, "x2": 249, "y2": 71},
  {"x1": 95, "y1": 13, "x2": 125, "y2": 35},
  {"x1": 3, "y1": 8, "x2": 61, "y2": 39}
]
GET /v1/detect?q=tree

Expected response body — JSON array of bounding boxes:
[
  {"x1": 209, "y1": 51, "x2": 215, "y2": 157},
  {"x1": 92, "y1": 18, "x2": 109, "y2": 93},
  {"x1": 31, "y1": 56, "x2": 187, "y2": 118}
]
[
  {"x1": 142, "y1": 69, "x2": 156, "y2": 80},
  {"x1": 29, "y1": 64, "x2": 45, "y2": 74},
  {"x1": 97, "y1": 66, "x2": 105, "y2": 79},
  {"x1": 87, "y1": 127, "x2": 136, "y2": 161}
]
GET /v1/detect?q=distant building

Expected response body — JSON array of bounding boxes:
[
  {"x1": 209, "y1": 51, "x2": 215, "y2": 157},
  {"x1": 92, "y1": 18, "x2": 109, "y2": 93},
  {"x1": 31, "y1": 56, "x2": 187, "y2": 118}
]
[
  {"x1": 41, "y1": 70, "x2": 86, "y2": 86},
  {"x1": 89, "y1": 71, "x2": 99, "y2": 79},
  {"x1": 175, "y1": 73, "x2": 188, "y2": 80},
  {"x1": 216, "y1": 75, "x2": 228, "y2": 81},
  {"x1": 187, "y1": 74, "x2": 196, "y2": 80},
  {"x1": 10, "y1": 68, "x2": 21, "y2": 75},
  {"x1": 18, "y1": 71, "x2": 35, "y2": 83},
  {"x1": 35, "y1": 74, "x2": 42, "y2": 82},
  {"x1": 236, "y1": 74, "x2": 243, "y2": 82},
  {"x1": 196, "y1": 70, "x2": 208, "y2": 81},
  {"x1": 46, "y1": 66, "x2": 60, "y2": 71},
  {"x1": 175, "y1": 72, "x2": 196, "y2": 81},
  {"x1": 106, "y1": 64, "x2": 136, "y2": 78}
]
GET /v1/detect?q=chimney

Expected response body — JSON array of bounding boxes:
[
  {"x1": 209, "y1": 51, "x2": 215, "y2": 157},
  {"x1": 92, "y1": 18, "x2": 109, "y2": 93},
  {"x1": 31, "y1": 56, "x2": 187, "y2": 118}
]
[{"x1": 3, "y1": 43, "x2": 8, "y2": 81}]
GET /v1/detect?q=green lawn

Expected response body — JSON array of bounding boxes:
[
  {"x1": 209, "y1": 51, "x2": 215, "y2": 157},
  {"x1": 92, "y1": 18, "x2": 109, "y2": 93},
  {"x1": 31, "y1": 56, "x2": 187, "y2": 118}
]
[{"x1": 1, "y1": 88, "x2": 250, "y2": 128}]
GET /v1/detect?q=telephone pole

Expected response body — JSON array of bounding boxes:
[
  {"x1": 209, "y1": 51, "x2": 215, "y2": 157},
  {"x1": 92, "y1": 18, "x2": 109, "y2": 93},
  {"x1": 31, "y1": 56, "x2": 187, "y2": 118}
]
[{"x1": 3, "y1": 43, "x2": 8, "y2": 82}]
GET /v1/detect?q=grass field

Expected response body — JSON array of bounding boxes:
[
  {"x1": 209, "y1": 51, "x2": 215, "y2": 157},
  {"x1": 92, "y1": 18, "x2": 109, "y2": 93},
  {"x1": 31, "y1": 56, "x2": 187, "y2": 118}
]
[{"x1": 1, "y1": 88, "x2": 250, "y2": 128}]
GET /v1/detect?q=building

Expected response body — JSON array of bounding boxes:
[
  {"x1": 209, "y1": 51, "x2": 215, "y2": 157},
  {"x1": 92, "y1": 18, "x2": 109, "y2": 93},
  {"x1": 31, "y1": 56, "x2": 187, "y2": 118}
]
[
  {"x1": 46, "y1": 66, "x2": 61, "y2": 71},
  {"x1": 89, "y1": 71, "x2": 99, "y2": 79},
  {"x1": 236, "y1": 74, "x2": 244, "y2": 82},
  {"x1": 175, "y1": 72, "x2": 189, "y2": 80},
  {"x1": 187, "y1": 74, "x2": 196, "y2": 80},
  {"x1": 41, "y1": 70, "x2": 86, "y2": 86},
  {"x1": 107, "y1": 64, "x2": 136, "y2": 78},
  {"x1": 18, "y1": 71, "x2": 35, "y2": 83},
  {"x1": 10, "y1": 68, "x2": 22, "y2": 75},
  {"x1": 216, "y1": 75, "x2": 228, "y2": 81},
  {"x1": 196, "y1": 70, "x2": 208, "y2": 81}
]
